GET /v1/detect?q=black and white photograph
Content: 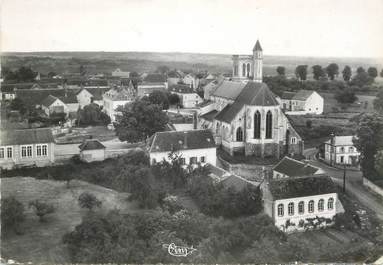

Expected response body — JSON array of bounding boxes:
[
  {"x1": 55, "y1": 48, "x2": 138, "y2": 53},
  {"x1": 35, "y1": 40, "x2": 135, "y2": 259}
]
[{"x1": 1, "y1": 0, "x2": 383, "y2": 264}]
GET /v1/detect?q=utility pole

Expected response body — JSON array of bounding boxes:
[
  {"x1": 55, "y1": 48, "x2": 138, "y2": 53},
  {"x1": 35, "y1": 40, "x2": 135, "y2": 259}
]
[{"x1": 343, "y1": 164, "x2": 346, "y2": 193}]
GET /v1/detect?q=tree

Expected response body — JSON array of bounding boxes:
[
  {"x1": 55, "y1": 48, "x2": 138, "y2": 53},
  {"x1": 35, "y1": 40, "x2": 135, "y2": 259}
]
[
  {"x1": 351, "y1": 71, "x2": 373, "y2": 87},
  {"x1": 29, "y1": 200, "x2": 55, "y2": 222},
  {"x1": 380, "y1": 69, "x2": 383, "y2": 78},
  {"x1": 276, "y1": 66, "x2": 285, "y2": 76},
  {"x1": 357, "y1": 67, "x2": 365, "y2": 74},
  {"x1": 374, "y1": 150, "x2": 383, "y2": 177},
  {"x1": 156, "y1": 65, "x2": 170, "y2": 74},
  {"x1": 334, "y1": 89, "x2": 357, "y2": 104},
  {"x1": 79, "y1": 65, "x2": 86, "y2": 76},
  {"x1": 367, "y1": 67, "x2": 378, "y2": 79},
  {"x1": 168, "y1": 93, "x2": 180, "y2": 106},
  {"x1": 148, "y1": 91, "x2": 170, "y2": 110},
  {"x1": 114, "y1": 99, "x2": 169, "y2": 143},
  {"x1": 78, "y1": 192, "x2": 102, "y2": 211},
  {"x1": 306, "y1": 120, "x2": 312, "y2": 129},
  {"x1": 1, "y1": 196, "x2": 25, "y2": 233},
  {"x1": 326, "y1": 63, "x2": 339, "y2": 80},
  {"x1": 353, "y1": 113, "x2": 383, "y2": 180},
  {"x1": 295, "y1": 65, "x2": 308, "y2": 81},
  {"x1": 16, "y1": 66, "x2": 37, "y2": 82},
  {"x1": 9, "y1": 97, "x2": 28, "y2": 115},
  {"x1": 342, "y1": 66, "x2": 352, "y2": 82},
  {"x1": 312, "y1": 65, "x2": 325, "y2": 80},
  {"x1": 373, "y1": 90, "x2": 383, "y2": 113},
  {"x1": 77, "y1": 103, "x2": 111, "y2": 126}
]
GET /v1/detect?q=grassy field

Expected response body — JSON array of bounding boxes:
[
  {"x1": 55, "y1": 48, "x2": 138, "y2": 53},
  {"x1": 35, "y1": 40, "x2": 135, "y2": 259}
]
[{"x1": 0, "y1": 177, "x2": 142, "y2": 263}]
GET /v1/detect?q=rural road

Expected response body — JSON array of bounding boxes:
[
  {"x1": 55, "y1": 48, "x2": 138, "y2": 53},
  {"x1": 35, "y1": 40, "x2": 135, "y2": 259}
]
[{"x1": 304, "y1": 148, "x2": 383, "y2": 220}]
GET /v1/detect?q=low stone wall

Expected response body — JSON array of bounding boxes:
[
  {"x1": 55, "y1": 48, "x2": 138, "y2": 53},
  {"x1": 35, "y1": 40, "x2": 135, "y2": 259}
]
[{"x1": 363, "y1": 177, "x2": 383, "y2": 197}]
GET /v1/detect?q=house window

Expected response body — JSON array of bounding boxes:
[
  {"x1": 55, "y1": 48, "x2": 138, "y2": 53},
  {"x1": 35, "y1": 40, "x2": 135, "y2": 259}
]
[
  {"x1": 291, "y1": 137, "x2": 297, "y2": 144},
  {"x1": 327, "y1": 198, "x2": 334, "y2": 210},
  {"x1": 266, "y1": 111, "x2": 272, "y2": 139},
  {"x1": 247, "y1": 63, "x2": 251, "y2": 77},
  {"x1": 236, "y1": 127, "x2": 243, "y2": 141},
  {"x1": 242, "y1": 63, "x2": 246, "y2": 77},
  {"x1": 254, "y1": 111, "x2": 261, "y2": 139},
  {"x1": 42, "y1": 145, "x2": 47, "y2": 156},
  {"x1": 288, "y1": 202, "x2": 294, "y2": 216},
  {"x1": 180, "y1": 158, "x2": 186, "y2": 165},
  {"x1": 36, "y1": 144, "x2": 48, "y2": 156},
  {"x1": 340, "y1": 147, "x2": 345, "y2": 153},
  {"x1": 0, "y1": 148, "x2": 4, "y2": 159},
  {"x1": 277, "y1": 204, "x2": 284, "y2": 217},
  {"x1": 21, "y1": 145, "x2": 33, "y2": 158},
  {"x1": 308, "y1": 200, "x2": 314, "y2": 213},
  {"x1": 190, "y1": 157, "x2": 197, "y2": 164},
  {"x1": 298, "y1": 201, "x2": 304, "y2": 214},
  {"x1": 349, "y1": 147, "x2": 354, "y2": 152},
  {"x1": 200, "y1": 156, "x2": 206, "y2": 163},
  {"x1": 318, "y1": 199, "x2": 324, "y2": 211},
  {"x1": 340, "y1": 156, "x2": 344, "y2": 163},
  {"x1": 7, "y1": 147, "x2": 12, "y2": 158}
]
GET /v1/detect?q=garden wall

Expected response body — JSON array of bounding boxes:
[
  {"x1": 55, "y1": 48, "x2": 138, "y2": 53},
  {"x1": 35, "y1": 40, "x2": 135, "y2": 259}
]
[{"x1": 363, "y1": 177, "x2": 383, "y2": 197}]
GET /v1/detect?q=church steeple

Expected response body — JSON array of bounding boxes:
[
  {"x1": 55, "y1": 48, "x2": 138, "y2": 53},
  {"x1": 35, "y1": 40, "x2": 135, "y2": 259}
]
[{"x1": 253, "y1": 40, "x2": 263, "y2": 83}]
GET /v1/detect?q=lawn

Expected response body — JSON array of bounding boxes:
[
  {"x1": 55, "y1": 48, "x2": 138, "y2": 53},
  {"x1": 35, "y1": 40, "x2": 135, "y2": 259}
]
[{"x1": 0, "y1": 177, "x2": 143, "y2": 264}]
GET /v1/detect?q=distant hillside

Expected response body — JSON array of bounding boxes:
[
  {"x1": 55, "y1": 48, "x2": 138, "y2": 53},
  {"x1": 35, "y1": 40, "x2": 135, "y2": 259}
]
[{"x1": 1, "y1": 51, "x2": 383, "y2": 77}]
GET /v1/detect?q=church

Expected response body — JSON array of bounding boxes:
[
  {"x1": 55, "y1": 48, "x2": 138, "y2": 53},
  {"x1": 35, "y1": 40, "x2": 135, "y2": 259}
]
[{"x1": 200, "y1": 40, "x2": 303, "y2": 158}]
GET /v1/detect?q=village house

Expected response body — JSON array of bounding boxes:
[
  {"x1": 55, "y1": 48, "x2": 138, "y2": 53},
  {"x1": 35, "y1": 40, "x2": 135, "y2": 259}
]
[
  {"x1": 263, "y1": 175, "x2": 341, "y2": 232},
  {"x1": 78, "y1": 139, "x2": 106, "y2": 162},
  {"x1": 111, "y1": 68, "x2": 130, "y2": 78},
  {"x1": 324, "y1": 135, "x2": 360, "y2": 165},
  {"x1": 272, "y1": 156, "x2": 325, "y2": 179},
  {"x1": 76, "y1": 87, "x2": 108, "y2": 107},
  {"x1": 0, "y1": 128, "x2": 55, "y2": 169},
  {"x1": 279, "y1": 90, "x2": 324, "y2": 115},
  {"x1": 169, "y1": 84, "x2": 203, "y2": 108},
  {"x1": 137, "y1": 73, "x2": 168, "y2": 98},
  {"x1": 103, "y1": 83, "x2": 135, "y2": 122},
  {"x1": 148, "y1": 129, "x2": 217, "y2": 166},
  {"x1": 183, "y1": 73, "x2": 199, "y2": 89},
  {"x1": 167, "y1": 70, "x2": 183, "y2": 86},
  {"x1": 203, "y1": 80, "x2": 220, "y2": 100},
  {"x1": 41, "y1": 95, "x2": 69, "y2": 116}
]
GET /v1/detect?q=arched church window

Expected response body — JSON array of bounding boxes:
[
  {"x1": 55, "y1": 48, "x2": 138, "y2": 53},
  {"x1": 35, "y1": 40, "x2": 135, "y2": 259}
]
[
  {"x1": 266, "y1": 111, "x2": 272, "y2": 139},
  {"x1": 254, "y1": 111, "x2": 261, "y2": 139},
  {"x1": 234, "y1": 65, "x2": 238, "y2": 76},
  {"x1": 236, "y1": 127, "x2": 243, "y2": 141},
  {"x1": 242, "y1": 63, "x2": 246, "y2": 77},
  {"x1": 247, "y1": 63, "x2": 250, "y2": 77}
]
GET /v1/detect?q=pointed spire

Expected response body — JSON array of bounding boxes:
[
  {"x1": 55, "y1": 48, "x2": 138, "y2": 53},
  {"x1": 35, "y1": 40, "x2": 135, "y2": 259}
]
[{"x1": 253, "y1": 39, "x2": 262, "y2": 52}]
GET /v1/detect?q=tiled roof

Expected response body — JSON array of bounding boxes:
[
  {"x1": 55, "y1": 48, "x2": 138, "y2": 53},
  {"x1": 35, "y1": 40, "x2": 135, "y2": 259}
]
[
  {"x1": 269, "y1": 175, "x2": 337, "y2": 200},
  {"x1": 15, "y1": 89, "x2": 79, "y2": 106},
  {"x1": 324, "y1": 136, "x2": 356, "y2": 146},
  {"x1": 273, "y1": 156, "x2": 320, "y2": 177},
  {"x1": 167, "y1": 71, "x2": 182, "y2": 78},
  {"x1": 0, "y1": 128, "x2": 54, "y2": 145},
  {"x1": 221, "y1": 174, "x2": 254, "y2": 192},
  {"x1": 79, "y1": 139, "x2": 106, "y2": 151},
  {"x1": 292, "y1": 90, "x2": 315, "y2": 101},
  {"x1": 280, "y1": 91, "x2": 296, "y2": 100},
  {"x1": 59, "y1": 94, "x2": 78, "y2": 104},
  {"x1": 215, "y1": 82, "x2": 278, "y2": 123},
  {"x1": 169, "y1": 84, "x2": 194, "y2": 94},
  {"x1": 200, "y1": 110, "x2": 218, "y2": 122},
  {"x1": 41, "y1": 95, "x2": 59, "y2": 107},
  {"x1": 85, "y1": 87, "x2": 113, "y2": 100},
  {"x1": 150, "y1": 129, "x2": 216, "y2": 153},
  {"x1": 211, "y1": 80, "x2": 246, "y2": 100},
  {"x1": 144, "y1": 73, "x2": 167, "y2": 83}
]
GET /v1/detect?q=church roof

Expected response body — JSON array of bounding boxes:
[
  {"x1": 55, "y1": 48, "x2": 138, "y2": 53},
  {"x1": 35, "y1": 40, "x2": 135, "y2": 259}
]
[
  {"x1": 253, "y1": 40, "x2": 263, "y2": 51},
  {"x1": 215, "y1": 82, "x2": 279, "y2": 123},
  {"x1": 211, "y1": 80, "x2": 246, "y2": 100}
]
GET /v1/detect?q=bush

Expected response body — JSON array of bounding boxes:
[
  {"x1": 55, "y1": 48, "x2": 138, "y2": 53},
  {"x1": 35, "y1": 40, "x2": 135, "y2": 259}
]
[
  {"x1": 29, "y1": 200, "x2": 55, "y2": 222},
  {"x1": 335, "y1": 90, "x2": 357, "y2": 104},
  {"x1": 1, "y1": 196, "x2": 25, "y2": 233},
  {"x1": 78, "y1": 192, "x2": 102, "y2": 211}
]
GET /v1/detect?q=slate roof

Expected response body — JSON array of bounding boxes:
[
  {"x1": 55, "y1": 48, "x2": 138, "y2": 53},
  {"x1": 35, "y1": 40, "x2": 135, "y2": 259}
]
[
  {"x1": 15, "y1": 89, "x2": 78, "y2": 106},
  {"x1": 78, "y1": 139, "x2": 106, "y2": 151},
  {"x1": 149, "y1": 129, "x2": 216, "y2": 153},
  {"x1": 211, "y1": 80, "x2": 246, "y2": 100},
  {"x1": 144, "y1": 73, "x2": 167, "y2": 83},
  {"x1": 200, "y1": 110, "x2": 219, "y2": 122},
  {"x1": 59, "y1": 94, "x2": 78, "y2": 104},
  {"x1": 221, "y1": 174, "x2": 253, "y2": 192},
  {"x1": 253, "y1": 40, "x2": 263, "y2": 51},
  {"x1": 41, "y1": 95, "x2": 59, "y2": 107},
  {"x1": 215, "y1": 82, "x2": 279, "y2": 123},
  {"x1": 169, "y1": 84, "x2": 194, "y2": 94},
  {"x1": 273, "y1": 156, "x2": 320, "y2": 177},
  {"x1": 292, "y1": 90, "x2": 315, "y2": 101},
  {"x1": 0, "y1": 128, "x2": 54, "y2": 146},
  {"x1": 281, "y1": 91, "x2": 296, "y2": 100},
  {"x1": 167, "y1": 71, "x2": 182, "y2": 78},
  {"x1": 324, "y1": 136, "x2": 356, "y2": 146},
  {"x1": 269, "y1": 175, "x2": 338, "y2": 200}
]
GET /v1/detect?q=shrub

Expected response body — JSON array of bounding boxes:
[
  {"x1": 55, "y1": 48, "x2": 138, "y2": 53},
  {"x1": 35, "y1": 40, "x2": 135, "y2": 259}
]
[
  {"x1": 78, "y1": 192, "x2": 102, "y2": 211},
  {"x1": 1, "y1": 196, "x2": 25, "y2": 233},
  {"x1": 29, "y1": 200, "x2": 55, "y2": 222}
]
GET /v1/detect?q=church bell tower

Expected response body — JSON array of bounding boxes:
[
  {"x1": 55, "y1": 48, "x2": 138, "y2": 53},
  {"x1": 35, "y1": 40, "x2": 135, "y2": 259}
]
[{"x1": 253, "y1": 40, "x2": 263, "y2": 83}]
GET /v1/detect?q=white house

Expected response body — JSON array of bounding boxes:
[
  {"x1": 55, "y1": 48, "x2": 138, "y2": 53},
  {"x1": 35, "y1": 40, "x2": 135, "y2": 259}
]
[
  {"x1": 149, "y1": 129, "x2": 217, "y2": 166},
  {"x1": 324, "y1": 135, "x2": 360, "y2": 165},
  {"x1": 0, "y1": 128, "x2": 55, "y2": 169},
  {"x1": 169, "y1": 84, "x2": 203, "y2": 108},
  {"x1": 167, "y1": 71, "x2": 183, "y2": 86},
  {"x1": 264, "y1": 175, "x2": 341, "y2": 232},
  {"x1": 279, "y1": 90, "x2": 324, "y2": 115},
  {"x1": 111, "y1": 68, "x2": 130, "y2": 78},
  {"x1": 273, "y1": 156, "x2": 325, "y2": 179},
  {"x1": 103, "y1": 84, "x2": 135, "y2": 122},
  {"x1": 41, "y1": 95, "x2": 69, "y2": 116},
  {"x1": 79, "y1": 139, "x2": 106, "y2": 162},
  {"x1": 137, "y1": 73, "x2": 168, "y2": 98},
  {"x1": 183, "y1": 73, "x2": 199, "y2": 89}
]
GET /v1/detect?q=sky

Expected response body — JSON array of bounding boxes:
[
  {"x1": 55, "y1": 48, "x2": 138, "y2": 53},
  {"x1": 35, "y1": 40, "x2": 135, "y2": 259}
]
[{"x1": 1, "y1": 0, "x2": 382, "y2": 58}]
